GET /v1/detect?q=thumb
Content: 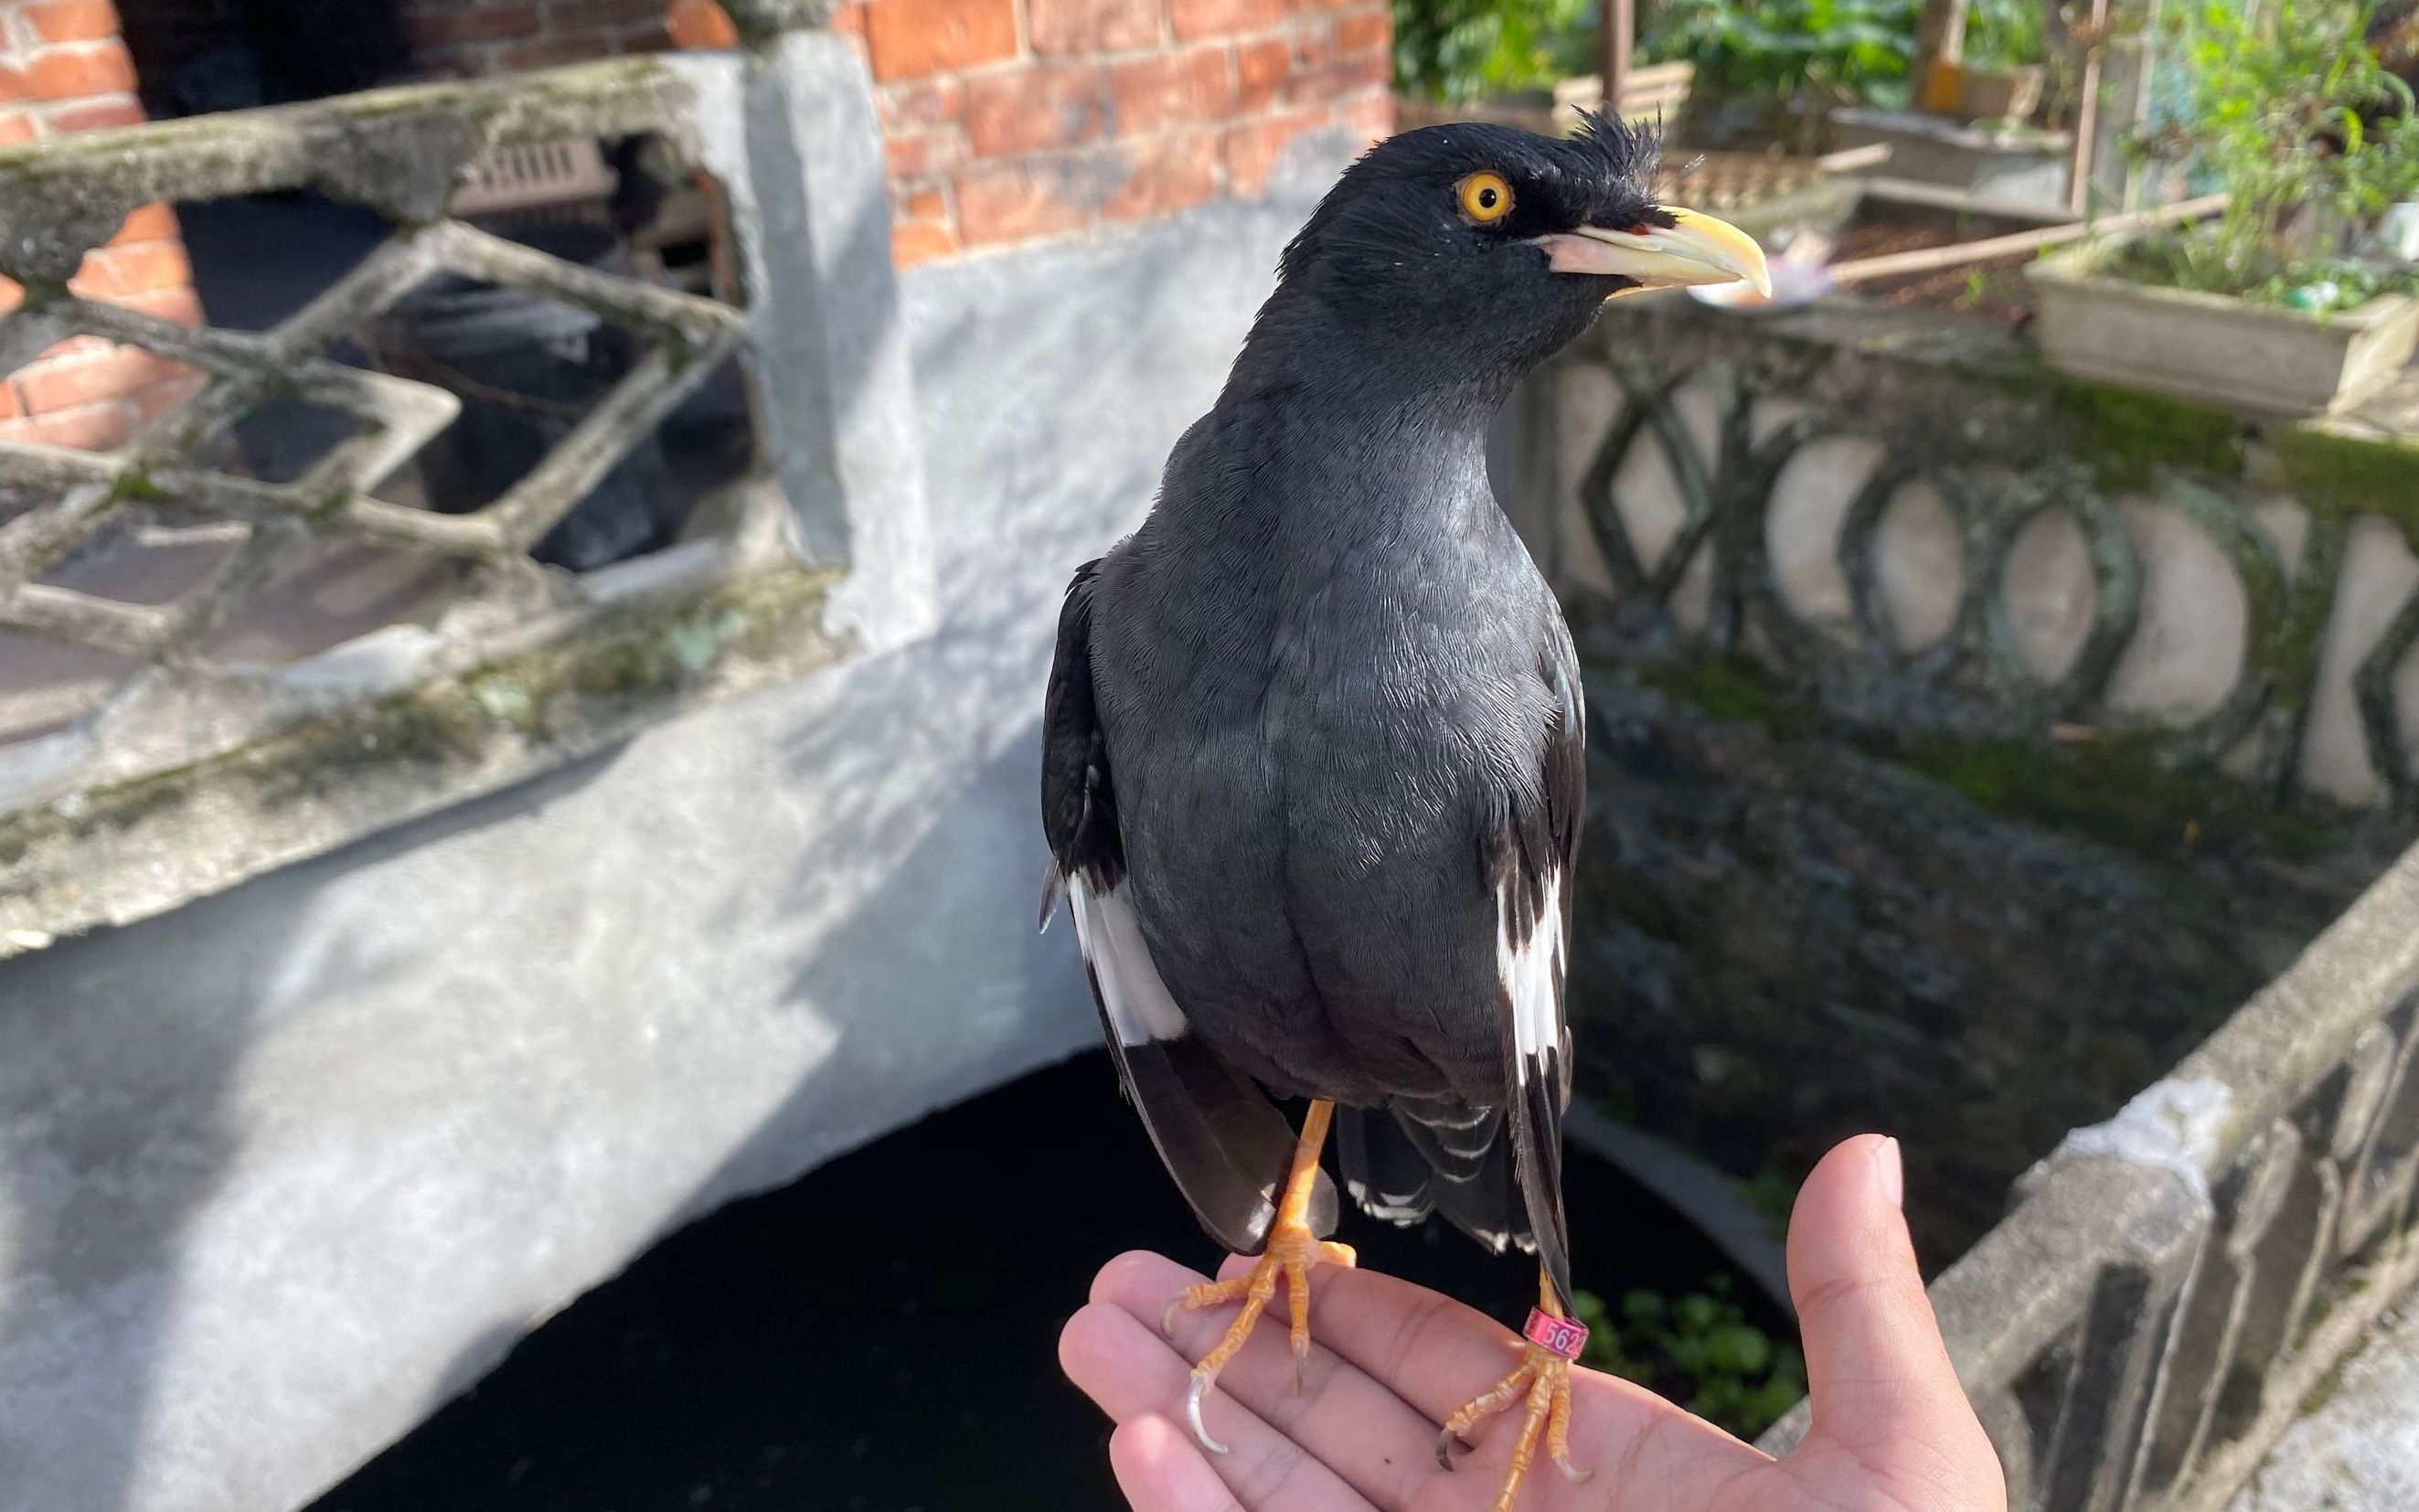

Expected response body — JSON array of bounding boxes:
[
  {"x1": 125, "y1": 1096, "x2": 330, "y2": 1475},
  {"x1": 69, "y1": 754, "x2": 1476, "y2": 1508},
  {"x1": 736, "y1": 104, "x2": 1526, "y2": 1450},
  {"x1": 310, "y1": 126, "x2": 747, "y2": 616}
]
[{"x1": 1784, "y1": 1135, "x2": 1990, "y2": 1465}]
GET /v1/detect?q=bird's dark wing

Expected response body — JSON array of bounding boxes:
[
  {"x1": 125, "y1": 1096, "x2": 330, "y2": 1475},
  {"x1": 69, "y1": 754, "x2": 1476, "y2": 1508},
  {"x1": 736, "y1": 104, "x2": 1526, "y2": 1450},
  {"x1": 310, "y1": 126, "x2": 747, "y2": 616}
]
[
  {"x1": 1492, "y1": 623, "x2": 1584, "y2": 1310},
  {"x1": 1042, "y1": 560, "x2": 1337, "y2": 1257},
  {"x1": 1330, "y1": 620, "x2": 1584, "y2": 1296}
]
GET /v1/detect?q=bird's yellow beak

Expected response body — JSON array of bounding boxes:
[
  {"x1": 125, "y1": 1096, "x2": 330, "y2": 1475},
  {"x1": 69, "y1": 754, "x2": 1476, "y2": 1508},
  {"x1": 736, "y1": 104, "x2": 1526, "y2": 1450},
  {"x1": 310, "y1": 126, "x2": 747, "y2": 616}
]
[{"x1": 1536, "y1": 207, "x2": 1773, "y2": 297}]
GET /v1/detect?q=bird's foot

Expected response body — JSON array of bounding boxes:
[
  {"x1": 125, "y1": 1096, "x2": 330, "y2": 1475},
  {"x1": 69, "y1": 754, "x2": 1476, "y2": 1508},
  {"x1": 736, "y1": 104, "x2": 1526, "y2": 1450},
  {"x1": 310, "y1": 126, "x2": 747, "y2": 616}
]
[
  {"x1": 1159, "y1": 1219, "x2": 1358, "y2": 1453},
  {"x1": 1434, "y1": 1318, "x2": 1590, "y2": 1512}
]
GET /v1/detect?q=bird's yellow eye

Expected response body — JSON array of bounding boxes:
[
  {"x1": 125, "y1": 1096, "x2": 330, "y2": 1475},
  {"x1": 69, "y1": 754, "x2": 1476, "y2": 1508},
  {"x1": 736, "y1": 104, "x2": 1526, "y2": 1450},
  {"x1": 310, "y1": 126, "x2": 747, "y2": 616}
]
[{"x1": 1457, "y1": 171, "x2": 1514, "y2": 225}]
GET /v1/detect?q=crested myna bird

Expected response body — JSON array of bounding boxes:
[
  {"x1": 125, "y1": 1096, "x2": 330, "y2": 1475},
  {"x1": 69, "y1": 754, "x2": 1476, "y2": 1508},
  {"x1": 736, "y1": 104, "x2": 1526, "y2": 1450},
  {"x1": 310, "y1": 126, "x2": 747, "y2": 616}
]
[{"x1": 1040, "y1": 113, "x2": 1768, "y2": 1510}]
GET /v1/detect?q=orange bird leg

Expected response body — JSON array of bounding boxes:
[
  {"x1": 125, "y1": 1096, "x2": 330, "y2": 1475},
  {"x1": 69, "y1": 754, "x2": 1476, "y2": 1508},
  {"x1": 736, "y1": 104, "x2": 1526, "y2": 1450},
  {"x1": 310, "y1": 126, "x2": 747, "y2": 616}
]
[
  {"x1": 1158, "y1": 1098, "x2": 1357, "y2": 1453},
  {"x1": 1436, "y1": 1266, "x2": 1592, "y2": 1509}
]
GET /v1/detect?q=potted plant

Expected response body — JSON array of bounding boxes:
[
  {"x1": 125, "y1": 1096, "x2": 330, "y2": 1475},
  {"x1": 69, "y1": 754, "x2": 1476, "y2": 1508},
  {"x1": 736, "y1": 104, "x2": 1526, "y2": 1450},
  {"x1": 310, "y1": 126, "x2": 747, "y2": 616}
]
[
  {"x1": 2028, "y1": 0, "x2": 2419, "y2": 415},
  {"x1": 1390, "y1": 0, "x2": 1698, "y2": 133},
  {"x1": 1945, "y1": 0, "x2": 2046, "y2": 123},
  {"x1": 1391, "y1": 0, "x2": 1602, "y2": 131},
  {"x1": 1645, "y1": 0, "x2": 1923, "y2": 152}
]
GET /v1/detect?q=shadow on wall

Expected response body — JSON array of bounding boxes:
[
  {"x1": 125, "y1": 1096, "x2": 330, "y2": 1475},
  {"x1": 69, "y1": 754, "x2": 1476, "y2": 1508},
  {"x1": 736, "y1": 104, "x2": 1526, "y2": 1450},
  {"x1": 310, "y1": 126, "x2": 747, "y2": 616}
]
[{"x1": 0, "y1": 750, "x2": 625, "y2": 1512}]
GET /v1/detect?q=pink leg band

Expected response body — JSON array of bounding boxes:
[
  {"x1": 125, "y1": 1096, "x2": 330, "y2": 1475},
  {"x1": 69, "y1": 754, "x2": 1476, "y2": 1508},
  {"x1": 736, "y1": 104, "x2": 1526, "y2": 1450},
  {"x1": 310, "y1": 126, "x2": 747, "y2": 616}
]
[{"x1": 1522, "y1": 1307, "x2": 1587, "y2": 1360}]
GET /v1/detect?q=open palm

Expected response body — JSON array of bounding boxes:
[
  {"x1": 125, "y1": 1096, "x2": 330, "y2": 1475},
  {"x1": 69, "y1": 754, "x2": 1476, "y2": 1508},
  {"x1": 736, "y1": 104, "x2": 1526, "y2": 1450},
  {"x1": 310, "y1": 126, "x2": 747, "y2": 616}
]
[{"x1": 1060, "y1": 1135, "x2": 2007, "y2": 1512}]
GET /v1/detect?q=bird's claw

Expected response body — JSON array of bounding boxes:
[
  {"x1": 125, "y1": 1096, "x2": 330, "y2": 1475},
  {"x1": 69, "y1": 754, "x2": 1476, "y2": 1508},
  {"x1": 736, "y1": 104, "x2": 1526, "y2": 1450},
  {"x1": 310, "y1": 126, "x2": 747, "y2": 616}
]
[
  {"x1": 1435, "y1": 1338, "x2": 1586, "y2": 1511},
  {"x1": 1159, "y1": 1223, "x2": 1345, "y2": 1454},
  {"x1": 1187, "y1": 1368, "x2": 1231, "y2": 1455}
]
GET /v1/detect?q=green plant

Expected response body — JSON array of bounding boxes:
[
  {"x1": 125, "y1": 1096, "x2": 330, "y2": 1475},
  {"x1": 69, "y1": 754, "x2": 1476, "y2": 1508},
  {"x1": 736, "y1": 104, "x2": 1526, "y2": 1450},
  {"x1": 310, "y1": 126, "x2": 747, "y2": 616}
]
[
  {"x1": 2120, "y1": 0, "x2": 2419, "y2": 307},
  {"x1": 1572, "y1": 1277, "x2": 1809, "y2": 1440},
  {"x1": 1963, "y1": 0, "x2": 2047, "y2": 69},
  {"x1": 1644, "y1": 0, "x2": 1922, "y2": 117},
  {"x1": 1393, "y1": 0, "x2": 1601, "y2": 102}
]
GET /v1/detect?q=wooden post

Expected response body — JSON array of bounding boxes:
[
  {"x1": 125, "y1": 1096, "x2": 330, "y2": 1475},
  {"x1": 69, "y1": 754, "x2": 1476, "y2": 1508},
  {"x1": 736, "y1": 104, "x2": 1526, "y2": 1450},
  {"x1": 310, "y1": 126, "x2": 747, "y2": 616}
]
[
  {"x1": 1912, "y1": 0, "x2": 1969, "y2": 113},
  {"x1": 2067, "y1": 0, "x2": 2106, "y2": 213},
  {"x1": 1600, "y1": 0, "x2": 1634, "y2": 117}
]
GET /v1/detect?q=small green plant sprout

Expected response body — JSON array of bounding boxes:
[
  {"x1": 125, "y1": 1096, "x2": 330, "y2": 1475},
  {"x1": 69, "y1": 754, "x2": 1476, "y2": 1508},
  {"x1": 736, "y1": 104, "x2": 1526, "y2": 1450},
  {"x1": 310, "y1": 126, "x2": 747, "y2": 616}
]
[
  {"x1": 2121, "y1": 0, "x2": 2419, "y2": 309},
  {"x1": 1571, "y1": 1275, "x2": 1810, "y2": 1440}
]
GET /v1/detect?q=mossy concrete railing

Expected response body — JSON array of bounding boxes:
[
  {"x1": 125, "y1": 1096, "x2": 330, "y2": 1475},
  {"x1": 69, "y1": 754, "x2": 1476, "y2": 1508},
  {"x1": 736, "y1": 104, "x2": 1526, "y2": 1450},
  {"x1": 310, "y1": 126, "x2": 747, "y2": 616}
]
[
  {"x1": 1501, "y1": 295, "x2": 2419, "y2": 1507},
  {"x1": 1505, "y1": 298, "x2": 2419, "y2": 823},
  {"x1": 0, "y1": 30, "x2": 932, "y2": 953},
  {"x1": 1760, "y1": 844, "x2": 2419, "y2": 1511}
]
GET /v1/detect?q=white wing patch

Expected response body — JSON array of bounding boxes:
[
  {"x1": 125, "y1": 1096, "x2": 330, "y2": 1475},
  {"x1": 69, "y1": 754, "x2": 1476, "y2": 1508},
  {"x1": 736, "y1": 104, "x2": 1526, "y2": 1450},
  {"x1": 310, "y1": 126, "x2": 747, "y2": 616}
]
[
  {"x1": 1498, "y1": 868, "x2": 1566, "y2": 1082},
  {"x1": 1068, "y1": 874, "x2": 1190, "y2": 1046}
]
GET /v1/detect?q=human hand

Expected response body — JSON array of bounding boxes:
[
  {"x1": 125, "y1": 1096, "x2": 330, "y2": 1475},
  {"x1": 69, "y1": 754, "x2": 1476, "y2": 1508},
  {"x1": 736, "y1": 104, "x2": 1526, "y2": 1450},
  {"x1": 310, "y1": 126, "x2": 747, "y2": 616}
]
[{"x1": 1060, "y1": 1134, "x2": 2006, "y2": 1512}]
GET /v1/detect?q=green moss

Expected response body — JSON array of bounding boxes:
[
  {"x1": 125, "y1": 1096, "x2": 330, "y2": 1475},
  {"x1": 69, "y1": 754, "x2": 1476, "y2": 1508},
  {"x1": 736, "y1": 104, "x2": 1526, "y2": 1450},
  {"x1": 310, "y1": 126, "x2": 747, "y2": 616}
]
[
  {"x1": 1911, "y1": 734, "x2": 2207, "y2": 852},
  {"x1": 2293, "y1": 1285, "x2": 2341, "y2": 1355},
  {"x1": 1633, "y1": 652, "x2": 1818, "y2": 739},
  {"x1": 1879, "y1": 729, "x2": 2346, "y2": 862},
  {"x1": 556, "y1": 597, "x2": 772, "y2": 698},
  {"x1": 1619, "y1": 654, "x2": 2350, "y2": 862},
  {"x1": 2057, "y1": 378, "x2": 2247, "y2": 491},
  {"x1": 110, "y1": 468, "x2": 166, "y2": 506},
  {"x1": 2273, "y1": 425, "x2": 2419, "y2": 537},
  {"x1": 247, "y1": 689, "x2": 487, "y2": 813},
  {"x1": 0, "y1": 560, "x2": 840, "y2": 937},
  {"x1": 2296, "y1": 1323, "x2": 2377, "y2": 1419},
  {"x1": 468, "y1": 677, "x2": 538, "y2": 730}
]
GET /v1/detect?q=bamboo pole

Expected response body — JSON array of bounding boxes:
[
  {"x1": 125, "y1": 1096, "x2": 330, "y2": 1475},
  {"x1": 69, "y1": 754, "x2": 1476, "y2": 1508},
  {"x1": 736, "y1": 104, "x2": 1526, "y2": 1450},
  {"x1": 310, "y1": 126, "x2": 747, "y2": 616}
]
[{"x1": 1825, "y1": 192, "x2": 2224, "y2": 283}]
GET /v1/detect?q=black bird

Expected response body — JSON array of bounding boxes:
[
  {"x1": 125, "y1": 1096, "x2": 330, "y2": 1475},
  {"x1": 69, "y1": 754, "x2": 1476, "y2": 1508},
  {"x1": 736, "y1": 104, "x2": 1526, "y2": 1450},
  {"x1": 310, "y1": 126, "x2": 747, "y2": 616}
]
[{"x1": 1040, "y1": 113, "x2": 1766, "y2": 1509}]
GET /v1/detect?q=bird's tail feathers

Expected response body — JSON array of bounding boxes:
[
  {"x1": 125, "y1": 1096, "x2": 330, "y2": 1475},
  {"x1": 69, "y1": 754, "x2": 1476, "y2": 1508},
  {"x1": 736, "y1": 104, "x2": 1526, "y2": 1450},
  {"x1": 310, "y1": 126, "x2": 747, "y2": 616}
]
[{"x1": 1336, "y1": 1100, "x2": 1528, "y2": 1256}]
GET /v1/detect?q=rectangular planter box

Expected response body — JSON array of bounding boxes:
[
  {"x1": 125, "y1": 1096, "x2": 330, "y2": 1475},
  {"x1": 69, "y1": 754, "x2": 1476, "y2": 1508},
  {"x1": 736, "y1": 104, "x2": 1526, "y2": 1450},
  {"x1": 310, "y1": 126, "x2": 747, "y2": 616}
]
[
  {"x1": 1956, "y1": 65, "x2": 2044, "y2": 123},
  {"x1": 1829, "y1": 107, "x2": 2072, "y2": 211},
  {"x1": 2029, "y1": 238, "x2": 2419, "y2": 416}
]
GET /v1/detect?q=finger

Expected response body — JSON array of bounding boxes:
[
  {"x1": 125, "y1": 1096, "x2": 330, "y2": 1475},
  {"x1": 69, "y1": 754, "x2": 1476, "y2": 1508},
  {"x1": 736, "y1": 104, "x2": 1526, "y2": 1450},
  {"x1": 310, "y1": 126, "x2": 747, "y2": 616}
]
[
  {"x1": 1109, "y1": 1415, "x2": 1248, "y2": 1512},
  {"x1": 1062, "y1": 1295, "x2": 1381, "y2": 1512},
  {"x1": 1215, "y1": 1251, "x2": 1761, "y2": 1507},
  {"x1": 1092, "y1": 1251, "x2": 1444, "y2": 1509},
  {"x1": 1786, "y1": 1135, "x2": 1987, "y2": 1454},
  {"x1": 1208, "y1": 1252, "x2": 1527, "y2": 1424}
]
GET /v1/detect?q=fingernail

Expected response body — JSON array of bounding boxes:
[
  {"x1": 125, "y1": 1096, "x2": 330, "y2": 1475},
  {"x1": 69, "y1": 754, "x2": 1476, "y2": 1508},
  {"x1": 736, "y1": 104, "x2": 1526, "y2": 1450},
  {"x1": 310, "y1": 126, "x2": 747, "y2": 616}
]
[{"x1": 1874, "y1": 1136, "x2": 1904, "y2": 1209}]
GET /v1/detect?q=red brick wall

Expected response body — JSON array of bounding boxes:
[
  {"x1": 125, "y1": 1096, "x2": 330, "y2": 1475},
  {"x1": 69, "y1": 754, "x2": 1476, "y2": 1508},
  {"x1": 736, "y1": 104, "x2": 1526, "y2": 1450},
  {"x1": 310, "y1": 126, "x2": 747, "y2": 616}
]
[
  {"x1": 837, "y1": 0, "x2": 1393, "y2": 265},
  {"x1": 1, "y1": 0, "x2": 1386, "y2": 450},
  {"x1": 0, "y1": 1, "x2": 206, "y2": 452}
]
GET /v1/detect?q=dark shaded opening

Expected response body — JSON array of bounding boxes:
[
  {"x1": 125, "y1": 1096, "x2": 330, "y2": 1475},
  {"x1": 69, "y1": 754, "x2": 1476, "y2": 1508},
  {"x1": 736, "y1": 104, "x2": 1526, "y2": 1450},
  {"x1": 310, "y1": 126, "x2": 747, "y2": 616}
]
[
  {"x1": 118, "y1": 0, "x2": 410, "y2": 117},
  {"x1": 162, "y1": 129, "x2": 751, "y2": 577},
  {"x1": 309, "y1": 1052, "x2": 1791, "y2": 1512}
]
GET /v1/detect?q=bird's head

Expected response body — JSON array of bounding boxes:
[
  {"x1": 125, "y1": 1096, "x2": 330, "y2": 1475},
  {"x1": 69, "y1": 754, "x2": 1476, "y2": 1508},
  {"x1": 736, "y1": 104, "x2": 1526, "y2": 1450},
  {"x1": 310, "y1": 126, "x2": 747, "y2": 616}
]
[{"x1": 1247, "y1": 113, "x2": 1769, "y2": 407}]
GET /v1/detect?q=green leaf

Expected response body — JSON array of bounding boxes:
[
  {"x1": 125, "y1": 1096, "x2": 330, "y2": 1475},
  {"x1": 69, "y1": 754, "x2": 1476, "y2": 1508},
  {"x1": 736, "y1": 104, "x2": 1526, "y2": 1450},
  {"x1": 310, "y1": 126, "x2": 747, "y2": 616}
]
[{"x1": 1709, "y1": 1324, "x2": 1774, "y2": 1375}]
